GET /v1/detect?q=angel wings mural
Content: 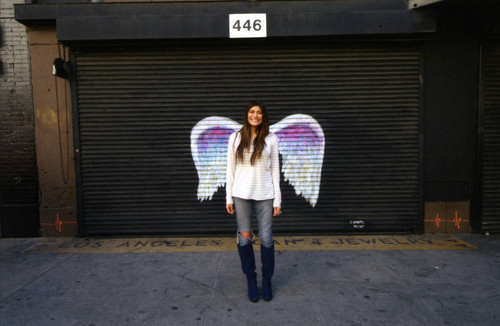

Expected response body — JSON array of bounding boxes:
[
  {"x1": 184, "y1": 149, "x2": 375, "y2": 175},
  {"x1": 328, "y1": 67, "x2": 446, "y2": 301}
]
[{"x1": 190, "y1": 114, "x2": 325, "y2": 207}]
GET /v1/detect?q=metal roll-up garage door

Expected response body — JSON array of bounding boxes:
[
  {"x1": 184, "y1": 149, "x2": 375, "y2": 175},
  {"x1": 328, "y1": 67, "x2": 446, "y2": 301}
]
[
  {"x1": 73, "y1": 38, "x2": 421, "y2": 235},
  {"x1": 480, "y1": 39, "x2": 500, "y2": 233}
]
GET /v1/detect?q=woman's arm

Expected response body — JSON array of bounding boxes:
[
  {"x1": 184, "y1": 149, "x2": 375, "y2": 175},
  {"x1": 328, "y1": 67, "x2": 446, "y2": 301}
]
[{"x1": 226, "y1": 133, "x2": 236, "y2": 211}]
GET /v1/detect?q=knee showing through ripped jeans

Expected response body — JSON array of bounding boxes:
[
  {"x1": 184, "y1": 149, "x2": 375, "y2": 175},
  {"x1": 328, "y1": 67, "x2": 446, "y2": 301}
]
[{"x1": 237, "y1": 231, "x2": 254, "y2": 246}]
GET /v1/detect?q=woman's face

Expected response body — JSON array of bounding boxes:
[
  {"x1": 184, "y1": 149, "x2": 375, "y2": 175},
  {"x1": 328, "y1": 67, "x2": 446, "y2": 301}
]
[{"x1": 247, "y1": 106, "x2": 263, "y2": 128}]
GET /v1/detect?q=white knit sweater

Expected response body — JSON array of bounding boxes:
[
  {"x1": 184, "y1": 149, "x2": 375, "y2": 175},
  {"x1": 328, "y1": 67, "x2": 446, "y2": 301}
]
[{"x1": 226, "y1": 132, "x2": 281, "y2": 208}]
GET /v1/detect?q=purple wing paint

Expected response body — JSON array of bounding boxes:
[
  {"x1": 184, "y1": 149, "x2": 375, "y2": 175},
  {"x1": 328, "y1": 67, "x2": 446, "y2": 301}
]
[
  {"x1": 191, "y1": 117, "x2": 241, "y2": 201},
  {"x1": 271, "y1": 115, "x2": 325, "y2": 207},
  {"x1": 197, "y1": 127, "x2": 234, "y2": 157}
]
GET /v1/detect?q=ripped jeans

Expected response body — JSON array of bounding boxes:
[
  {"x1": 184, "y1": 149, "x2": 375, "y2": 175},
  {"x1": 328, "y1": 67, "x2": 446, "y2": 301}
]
[{"x1": 233, "y1": 197, "x2": 274, "y2": 248}]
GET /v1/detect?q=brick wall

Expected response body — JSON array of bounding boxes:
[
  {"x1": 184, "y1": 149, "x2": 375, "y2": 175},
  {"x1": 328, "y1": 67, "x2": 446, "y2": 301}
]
[{"x1": 0, "y1": 0, "x2": 39, "y2": 237}]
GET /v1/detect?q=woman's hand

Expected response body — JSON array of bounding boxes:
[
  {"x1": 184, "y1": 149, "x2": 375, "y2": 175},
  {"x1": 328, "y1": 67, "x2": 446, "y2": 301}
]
[
  {"x1": 226, "y1": 204, "x2": 235, "y2": 215},
  {"x1": 273, "y1": 207, "x2": 282, "y2": 217}
]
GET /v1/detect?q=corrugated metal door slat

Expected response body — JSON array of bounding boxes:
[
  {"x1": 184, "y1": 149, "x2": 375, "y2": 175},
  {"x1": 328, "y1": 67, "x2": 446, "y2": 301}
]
[
  {"x1": 481, "y1": 40, "x2": 500, "y2": 233},
  {"x1": 74, "y1": 39, "x2": 421, "y2": 235}
]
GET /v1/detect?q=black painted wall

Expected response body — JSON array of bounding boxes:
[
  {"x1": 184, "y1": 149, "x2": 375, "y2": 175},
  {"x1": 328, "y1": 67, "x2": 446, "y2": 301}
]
[{"x1": 423, "y1": 4, "x2": 480, "y2": 223}]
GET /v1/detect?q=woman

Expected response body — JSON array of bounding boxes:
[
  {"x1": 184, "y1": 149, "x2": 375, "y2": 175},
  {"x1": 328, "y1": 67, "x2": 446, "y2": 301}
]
[{"x1": 226, "y1": 100, "x2": 282, "y2": 303}]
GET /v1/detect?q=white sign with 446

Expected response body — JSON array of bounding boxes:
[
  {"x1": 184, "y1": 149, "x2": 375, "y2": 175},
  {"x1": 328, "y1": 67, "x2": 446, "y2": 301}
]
[{"x1": 229, "y1": 14, "x2": 267, "y2": 38}]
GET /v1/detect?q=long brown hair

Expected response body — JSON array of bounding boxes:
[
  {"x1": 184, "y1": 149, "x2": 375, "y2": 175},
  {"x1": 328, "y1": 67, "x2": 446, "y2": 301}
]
[{"x1": 236, "y1": 100, "x2": 270, "y2": 165}]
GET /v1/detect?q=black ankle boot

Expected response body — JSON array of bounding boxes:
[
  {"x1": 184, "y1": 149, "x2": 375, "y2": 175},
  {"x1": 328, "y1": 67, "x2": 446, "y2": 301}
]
[
  {"x1": 237, "y1": 243, "x2": 259, "y2": 303},
  {"x1": 261, "y1": 244, "x2": 275, "y2": 301}
]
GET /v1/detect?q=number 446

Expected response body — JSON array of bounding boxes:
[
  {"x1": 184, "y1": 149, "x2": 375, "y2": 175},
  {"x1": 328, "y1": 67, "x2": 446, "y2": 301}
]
[{"x1": 232, "y1": 19, "x2": 262, "y2": 32}]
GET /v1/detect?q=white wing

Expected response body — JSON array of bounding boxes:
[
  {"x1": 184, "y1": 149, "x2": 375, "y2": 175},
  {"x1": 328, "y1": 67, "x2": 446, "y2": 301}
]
[
  {"x1": 271, "y1": 114, "x2": 325, "y2": 207},
  {"x1": 190, "y1": 116, "x2": 241, "y2": 201}
]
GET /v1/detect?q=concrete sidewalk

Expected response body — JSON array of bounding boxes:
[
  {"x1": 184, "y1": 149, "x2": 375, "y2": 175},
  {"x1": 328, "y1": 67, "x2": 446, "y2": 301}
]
[{"x1": 1, "y1": 234, "x2": 499, "y2": 326}]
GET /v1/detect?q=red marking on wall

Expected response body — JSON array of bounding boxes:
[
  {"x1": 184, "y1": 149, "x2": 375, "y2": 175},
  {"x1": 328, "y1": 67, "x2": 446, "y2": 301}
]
[
  {"x1": 424, "y1": 211, "x2": 469, "y2": 231},
  {"x1": 453, "y1": 211, "x2": 465, "y2": 230},
  {"x1": 425, "y1": 212, "x2": 441, "y2": 228},
  {"x1": 41, "y1": 213, "x2": 77, "y2": 232}
]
